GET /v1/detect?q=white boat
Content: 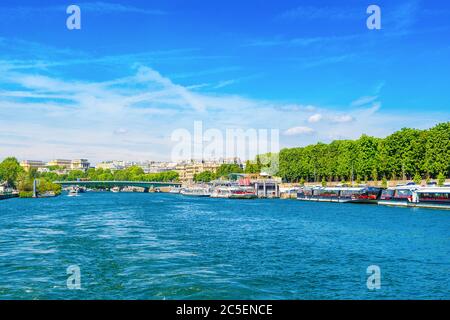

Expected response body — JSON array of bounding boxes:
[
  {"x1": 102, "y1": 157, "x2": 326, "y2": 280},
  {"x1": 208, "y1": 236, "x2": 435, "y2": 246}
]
[
  {"x1": 211, "y1": 186, "x2": 257, "y2": 199},
  {"x1": 180, "y1": 186, "x2": 211, "y2": 197},
  {"x1": 414, "y1": 187, "x2": 450, "y2": 209},
  {"x1": 111, "y1": 187, "x2": 120, "y2": 193},
  {"x1": 169, "y1": 187, "x2": 182, "y2": 194},
  {"x1": 210, "y1": 186, "x2": 231, "y2": 198},
  {"x1": 297, "y1": 186, "x2": 382, "y2": 203},
  {"x1": 377, "y1": 185, "x2": 420, "y2": 207},
  {"x1": 378, "y1": 185, "x2": 450, "y2": 210},
  {"x1": 67, "y1": 189, "x2": 79, "y2": 197}
]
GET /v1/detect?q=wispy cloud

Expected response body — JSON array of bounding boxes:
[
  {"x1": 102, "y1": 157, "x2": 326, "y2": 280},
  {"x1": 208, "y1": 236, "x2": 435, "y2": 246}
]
[
  {"x1": 80, "y1": 2, "x2": 166, "y2": 15},
  {"x1": 351, "y1": 96, "x2": 378, "y2": 107},
  {"x1": 245, "y1": 34, "x2": 360, "y2": 48},
  {"x1": 283, "y1": 126, "x2": 315, "y2": 136},
  {"x1": 0, "y1": 2, "x2": 167, "y2": 17},
  {"x1": 308, "y1": 114, "x2": 322, "y2": 123},
  {"x1": 276, "y1": 5, "x2": 360, "y2": 21}
]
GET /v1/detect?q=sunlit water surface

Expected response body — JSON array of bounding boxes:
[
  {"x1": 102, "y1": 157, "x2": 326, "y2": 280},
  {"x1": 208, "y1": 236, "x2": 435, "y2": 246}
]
[{"x1": 0, "y1": 192, "x2": 449, "y2": 299}]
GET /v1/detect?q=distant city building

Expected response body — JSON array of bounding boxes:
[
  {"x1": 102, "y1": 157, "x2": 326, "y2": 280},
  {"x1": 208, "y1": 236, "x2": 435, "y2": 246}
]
[
  {"x1": 20, "y1": 160, "x2": 47, "y2": 172},
  {"x1": 0, "y1": 181, "x2": 7, "y2": 192},
  {"x1": 175, "y1": 160, "x2": 222, "y2": 183},
  {"x1": 71, "y1": 159, "x2": 90, "y2": 171},
  {"x1": 47, "y1": 159, "x2": 72, "y2": 169},
  {"x1": 220, "y1": 157, "x2": 242, "y2": 165},
  {"x1": 140, "y1": 161, "x2": 178, "y2": 174},
  {"x1": 95, "y1": 160, "x2": 136, "y2": 171}
]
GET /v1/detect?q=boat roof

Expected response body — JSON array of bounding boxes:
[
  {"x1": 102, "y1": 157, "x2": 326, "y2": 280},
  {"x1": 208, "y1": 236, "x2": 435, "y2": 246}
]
[
  {"x1": 416, "y1": 187, "x2": 450, "y2": 193},
  {"x1": 319, "y1": 187, "x2": 368, "y2": 191},
  {"x1": 387, "y1": 185, "x2": 420, "y2": 191}
]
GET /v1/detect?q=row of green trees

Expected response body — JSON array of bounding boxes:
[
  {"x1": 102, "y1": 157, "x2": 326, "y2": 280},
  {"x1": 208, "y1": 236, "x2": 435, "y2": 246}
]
[
  {"x1": 44, "y1": 166, "x2": 180, "y2": 183},
  {"x1": 194, "y1": 164, "x2": 244, "y2": 182},
  {"x1": 278, "y1": 122, "x2": 450, "y2": 183}
]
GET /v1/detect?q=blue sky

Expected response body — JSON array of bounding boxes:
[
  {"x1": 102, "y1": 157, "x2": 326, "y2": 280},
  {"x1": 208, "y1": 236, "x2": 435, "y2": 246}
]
[{"x1": 0, "y1": 0, "x2": 449, "y2": 163}]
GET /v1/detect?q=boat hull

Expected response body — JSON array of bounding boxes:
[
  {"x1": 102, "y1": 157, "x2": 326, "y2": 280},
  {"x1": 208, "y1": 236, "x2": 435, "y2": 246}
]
[{"x1": 0, "y1": 193, "x2": 19, "y2": 200}]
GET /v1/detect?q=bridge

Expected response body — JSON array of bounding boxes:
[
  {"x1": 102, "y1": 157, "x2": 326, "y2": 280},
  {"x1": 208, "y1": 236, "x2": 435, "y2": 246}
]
[{"x1": 54, "y1": 180, "x2": 181, "y2": 191}]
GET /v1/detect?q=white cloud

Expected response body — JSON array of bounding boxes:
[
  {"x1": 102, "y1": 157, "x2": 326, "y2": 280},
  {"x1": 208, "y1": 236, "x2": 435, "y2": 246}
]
[
  {"x1": 283, "y1": 126, "x2": 315, "y2": 136},
  {"x1": 351, "y1": 96, "x2": 378, "y2": 107},
  {"x1": 308, "y1": 113, "x2": 322, "y2": 123},
  {"x1": 277, "y1": 6, "x2": 360, "y2": 21},
  {"x1": 330, "y1": 115, "x2": 354, "y2": 123},
  {"x1": 113, "y1": 128, "x2": 129, "y2": 135}
]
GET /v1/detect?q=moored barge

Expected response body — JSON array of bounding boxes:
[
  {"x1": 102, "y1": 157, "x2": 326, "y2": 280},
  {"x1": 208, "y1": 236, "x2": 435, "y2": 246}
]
[{"x1": 297, "y1": 186, "x2": 382, "y2": 204}]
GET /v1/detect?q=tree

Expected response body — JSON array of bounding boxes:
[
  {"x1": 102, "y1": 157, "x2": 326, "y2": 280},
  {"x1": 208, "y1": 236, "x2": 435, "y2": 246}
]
[
  {"x1": 299, "y1": 177, "x2": 305, "y2": 186},
  {"x1": 194, "y1": 171, "x2": 214, "y2": 183},
  {"x1": 244, "y1": 160, "x2": 258, "y2": 174},
  {"x1": 381, "y1": 176, "x2": 388, "y2": 188},
  {"x1": 371, "y1": 167, "x2": 378, "y2": 182},
  {"x1": 413, "y1": 173, "x2": 422, "y2": 185},
  {"x1": 276, "y1": 122, "x2": 449, "y2": 183},
  {"x1": 67, "y1": 170, "x2": 85, "y2": 181},
  {"x1": 437, "y1": 172, "x2": 446, "y2": 187},
  {"x1": 215, "y1": 164, "x2": 243, "y2": 178},
  {"x1": 321, "y1": 177, "x2": 327, "y2": 187},
  {"x1": 0, "y1": 157, "x2": 23, "y2": 188}
]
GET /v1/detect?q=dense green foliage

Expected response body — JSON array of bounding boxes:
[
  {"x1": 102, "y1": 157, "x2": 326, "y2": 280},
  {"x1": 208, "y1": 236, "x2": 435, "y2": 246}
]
[
  {"x1": 47, "y1": 166, "x2": 180, "y2": 182},
  {"x1": 278, "y1": 122, "x2": 450, "y2": 183},
  {"x1": 215, "y1": 164, "x2": 243, "y2": 177},
  {"x1": 0, "y1": 157, "x2": 23, "y2": 187},
  {"x1": 244, "y1": 160, "x2": 260, "y2": 174},
  {"x1": 194, "y1": 170, "x2": 215, "y2": 183},
  {"x1": 16, "y1": 169, "x2": 61, "y2": 197}
]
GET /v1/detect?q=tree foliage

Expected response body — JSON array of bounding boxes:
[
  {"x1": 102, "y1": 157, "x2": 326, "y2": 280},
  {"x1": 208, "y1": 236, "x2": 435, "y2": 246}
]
[
  {"x1": 215, "y1": 164, "x2": 243, "y2": 178},
  {"x1": 39, "y1": 166, "x2": 179, "y2": 183},
  {"x1": 0, "y1": 157, "x2": 23, "y2": 187},
  {"x1": 278, "y1": 122, "x2": 450, "y2": 183},
  {"x1": 194, "y1": 170, "x2": 215, "y2": 183}
]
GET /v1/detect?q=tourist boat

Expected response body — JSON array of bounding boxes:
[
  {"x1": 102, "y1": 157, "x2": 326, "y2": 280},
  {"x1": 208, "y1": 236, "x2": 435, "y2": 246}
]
[
  {"x1": 210, "y1": 186, "x2": 257, "y2": 199},
  {"x1": 0, "y1": 191, "x2": 19, "y2": 200},
  {"x1": 111, "y1": 187, "x2": 120, "y2": 193},
  {"x1": 377, "y1": 185, "x2": 421, "y2": 207},
  {"x1": 229, "y1": 186, "x2": 257, "y2": 199},
  {"x1": 0, "y1": 184, "x2": 19, "y2": 200},
  {"x1": 180, "y1": 186, "x2": 212, "y2": 197},
  {"x1": 414, "y1": 187, "x2": 450, "y2": 209},
  {"x1": 297, "y1": 186, "x2": 382, "y2": 203},
  {"x1": 349, "y1": 187, "x2": 383, "y2": 203},
  {"x1": 210, "y1": 186, "x2": 232, "y2": 198},
  {"x1": 68, "y1": 189, "x2": 79, "y2": 197},
  {"x1": 169, "y1": 187, "x2": 182, "y2": 194}
]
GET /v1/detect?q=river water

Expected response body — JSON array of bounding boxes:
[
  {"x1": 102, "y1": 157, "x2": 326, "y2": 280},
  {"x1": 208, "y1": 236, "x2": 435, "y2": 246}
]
[{"x1": 0, "y1": 192, "x2": 449, "y2": 299}]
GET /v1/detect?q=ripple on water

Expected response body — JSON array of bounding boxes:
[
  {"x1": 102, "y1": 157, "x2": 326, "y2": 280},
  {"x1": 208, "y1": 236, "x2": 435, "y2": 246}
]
[{"x1": 0, "y1": 193, "x2": 449, "y2": 299}]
